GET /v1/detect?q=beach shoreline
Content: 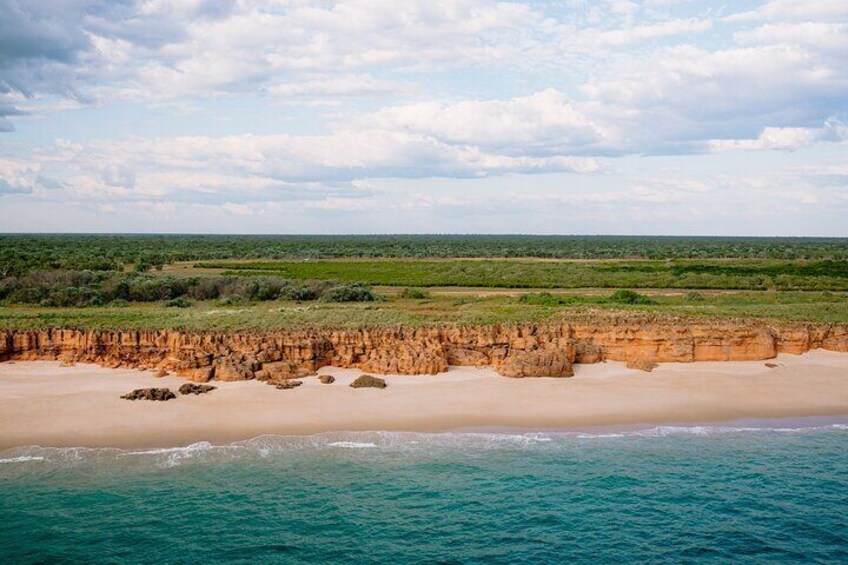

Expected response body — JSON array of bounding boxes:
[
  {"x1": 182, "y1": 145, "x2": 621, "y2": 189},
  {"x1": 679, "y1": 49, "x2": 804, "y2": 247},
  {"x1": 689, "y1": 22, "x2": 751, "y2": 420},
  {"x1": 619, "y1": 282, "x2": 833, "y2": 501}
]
[{"x1": 1, "y1": 351, "x2": 847, "y2": 450}]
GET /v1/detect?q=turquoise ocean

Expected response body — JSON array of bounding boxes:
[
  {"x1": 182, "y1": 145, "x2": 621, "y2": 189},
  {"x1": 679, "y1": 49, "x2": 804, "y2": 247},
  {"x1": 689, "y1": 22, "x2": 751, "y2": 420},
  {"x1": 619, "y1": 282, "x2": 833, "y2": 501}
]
[{"x1": 1, "y1": 421, "x2": 847, "y2": 563}]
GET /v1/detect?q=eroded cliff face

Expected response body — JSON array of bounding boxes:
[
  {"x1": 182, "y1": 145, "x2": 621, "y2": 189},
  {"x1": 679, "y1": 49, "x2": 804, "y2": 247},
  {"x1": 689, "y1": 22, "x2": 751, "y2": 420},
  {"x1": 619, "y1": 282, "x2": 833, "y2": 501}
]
[{"x1": 1, "y1": 318, "x2": 847, "y2": 382}]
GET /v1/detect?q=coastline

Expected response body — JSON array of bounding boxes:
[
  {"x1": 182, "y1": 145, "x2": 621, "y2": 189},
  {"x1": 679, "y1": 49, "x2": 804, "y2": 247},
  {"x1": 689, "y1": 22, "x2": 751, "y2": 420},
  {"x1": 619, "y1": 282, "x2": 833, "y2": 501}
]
[{"x1": 2, "y1": 350, "x2": 847, "y2": 449}]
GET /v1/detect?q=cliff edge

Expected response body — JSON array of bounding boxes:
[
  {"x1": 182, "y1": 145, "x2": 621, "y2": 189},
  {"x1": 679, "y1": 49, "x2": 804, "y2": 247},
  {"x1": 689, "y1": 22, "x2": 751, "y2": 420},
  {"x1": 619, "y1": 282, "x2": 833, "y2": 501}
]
[{"x1": 2, "y1": 316, "x2": 847, "y2": 382}]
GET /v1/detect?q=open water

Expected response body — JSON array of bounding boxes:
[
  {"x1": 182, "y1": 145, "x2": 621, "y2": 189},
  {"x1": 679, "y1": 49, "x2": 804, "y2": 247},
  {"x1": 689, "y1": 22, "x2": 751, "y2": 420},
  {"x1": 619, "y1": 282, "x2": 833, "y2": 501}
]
[{"x1": 1, "y1": 423, "x2": 846, "y2": 563}]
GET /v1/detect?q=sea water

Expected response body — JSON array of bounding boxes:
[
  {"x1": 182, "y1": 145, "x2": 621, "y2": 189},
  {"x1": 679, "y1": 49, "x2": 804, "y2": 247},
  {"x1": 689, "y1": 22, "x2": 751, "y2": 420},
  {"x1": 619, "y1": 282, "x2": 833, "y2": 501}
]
[{"x1": 1, "y1": 423, "x2": 846, "y2": 564}]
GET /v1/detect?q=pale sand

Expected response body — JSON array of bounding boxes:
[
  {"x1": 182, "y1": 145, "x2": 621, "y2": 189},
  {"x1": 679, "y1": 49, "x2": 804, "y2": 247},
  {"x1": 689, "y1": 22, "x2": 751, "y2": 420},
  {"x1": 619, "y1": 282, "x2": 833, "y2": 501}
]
[{"x1": 1, "y1": 351, "x2": 847, "y2": 449}]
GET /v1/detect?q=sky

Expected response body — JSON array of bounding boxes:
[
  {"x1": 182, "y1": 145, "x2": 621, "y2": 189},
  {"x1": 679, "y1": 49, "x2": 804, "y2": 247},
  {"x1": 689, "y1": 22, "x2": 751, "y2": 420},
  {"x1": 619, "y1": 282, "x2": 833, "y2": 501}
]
[{"x1": 0, "y1": 0, "x2": 846, "y2": 235}]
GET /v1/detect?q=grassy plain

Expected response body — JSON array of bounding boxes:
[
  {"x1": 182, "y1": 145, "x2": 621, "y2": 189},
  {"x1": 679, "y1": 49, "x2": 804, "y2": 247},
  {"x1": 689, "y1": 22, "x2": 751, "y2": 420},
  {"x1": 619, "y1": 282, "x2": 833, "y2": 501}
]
[
  {"x1": 2, "y1": 290, "x2": 846, "y2": 331},
  {"x1": 191, "y1": 258, "x2": 848, "y2": 291}
]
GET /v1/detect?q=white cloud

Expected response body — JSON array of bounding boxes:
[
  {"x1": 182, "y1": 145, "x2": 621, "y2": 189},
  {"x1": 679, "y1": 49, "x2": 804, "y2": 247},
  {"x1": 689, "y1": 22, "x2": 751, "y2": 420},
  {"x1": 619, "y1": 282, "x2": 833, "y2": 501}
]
[
  {"x1": 367, "y1": 89, "x2": 608, "y2": 155},
  {"x1": 582, "y1": 40, "x2": 848, "y2": 151},
  {"x1": 727, "y1": 0, "x2": 848, "y2": 22},
  {"x1": 779, "y1": 190, "x2": 819, "y2": 204},
  {"x1": 268, "y1": 74, "x2": 411, "y2": 99},
  {"x1": 589, "y1": 18, "x2": 712, "y2": 47},
  {"x1": 0, "y1": 113, "x2": 601, "y2": 207},
  {"x1": 0, "y1": 158, "x2": 39, "y2": 193},
  {"x1": 734, "y1": 22, "x2": 848, "y2": 53},
  {"x1": 707, "y1": 120, "x2": 848, "y2": 152},
  {"x1": 221, "y1": 202, "x2": 252, "y2": 216}
]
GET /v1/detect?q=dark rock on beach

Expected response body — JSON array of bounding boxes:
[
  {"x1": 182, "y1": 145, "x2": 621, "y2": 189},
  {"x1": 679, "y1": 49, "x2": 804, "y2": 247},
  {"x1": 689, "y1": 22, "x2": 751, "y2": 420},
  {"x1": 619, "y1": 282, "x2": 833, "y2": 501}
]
[
  {"x1": 276, "y1": 380, "x2": 303, "y2": 390},
  {"x1": 319, "y1": 374, "x2": 335, "y2": 384},
  {"x1": 121, "y1": 388, "x2": 176, "y2": 401},
  {"x1": 350, "y1": 375, "x2": 387, "y2": 389},
  {"x1": 178, "y1": 383, "x2": 217, "y2": 395}
]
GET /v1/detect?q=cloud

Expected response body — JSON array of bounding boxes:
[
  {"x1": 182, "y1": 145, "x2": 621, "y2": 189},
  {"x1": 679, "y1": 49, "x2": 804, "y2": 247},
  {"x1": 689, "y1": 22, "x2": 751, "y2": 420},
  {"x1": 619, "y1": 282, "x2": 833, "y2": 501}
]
[
  {"x1": 85, "y1": 0, "x2": 542, "y2": 101},
  {"x1": 727, "y1": 0, "x2": 848, "y2": 23},
  {"x1": 0, "y1": 101, "x2": 25, "y2": 131},
  {"x1": 0, "y1": 0, "x2": 97, "y2": 101},
  {"x1": 1, "y1": 0, "x2": 847, "y2": 236},
  {"x1": 267, "y1": 74, "x2": 413, "y2": 103},
  {"x1": 0, "y1": 114, "x2": 600, "y2": 204},
  {"x1": 588, "y1": 18, "x2": 712, "y2": 47},
  {"x1": 0, "y1": 0, "x2": 543, "y2": 123},
  {"x1": 707, "y1": 119, "x2": 848, "y2": 152},
  {"x1": 0, "y1": 157, "x2": 39, "y2": 193},
  {"x1": 582, "y1": 41, "x2": 848, "y2": 150},
  {"x1": 366, "y1": 89, "x2": 607, "y2": 156}
]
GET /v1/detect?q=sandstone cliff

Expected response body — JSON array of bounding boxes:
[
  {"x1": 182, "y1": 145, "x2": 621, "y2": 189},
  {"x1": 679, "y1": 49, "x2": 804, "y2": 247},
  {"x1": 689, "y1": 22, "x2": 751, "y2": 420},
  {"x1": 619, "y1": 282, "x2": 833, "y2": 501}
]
[{"x1": 1, "y1": 316, "x2": 847, "y2": 382}]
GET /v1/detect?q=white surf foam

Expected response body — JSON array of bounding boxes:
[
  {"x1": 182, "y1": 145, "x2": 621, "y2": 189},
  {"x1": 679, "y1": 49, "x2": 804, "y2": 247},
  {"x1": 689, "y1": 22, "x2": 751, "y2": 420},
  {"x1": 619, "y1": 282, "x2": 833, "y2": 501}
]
[
  {"x1": 1, "y1": 423, "x2": 845, "y2": 469},
  {"x1": 326, "y1": 441, "x2": 378, "y2": 449},
  {"x1": 0, "y1": 455, "x2": 45, "y2": 464}
]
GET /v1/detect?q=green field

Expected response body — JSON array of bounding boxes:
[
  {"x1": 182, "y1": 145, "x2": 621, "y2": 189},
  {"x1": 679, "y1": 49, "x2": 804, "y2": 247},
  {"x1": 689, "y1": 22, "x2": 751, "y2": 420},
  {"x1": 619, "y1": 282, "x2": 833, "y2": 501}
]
[
  {"x1": 2, "y1": 290, "x2": 846, "y2": 330},
  {"x1": 196, "y1": 258, "x2": 848, "y2": 291}
]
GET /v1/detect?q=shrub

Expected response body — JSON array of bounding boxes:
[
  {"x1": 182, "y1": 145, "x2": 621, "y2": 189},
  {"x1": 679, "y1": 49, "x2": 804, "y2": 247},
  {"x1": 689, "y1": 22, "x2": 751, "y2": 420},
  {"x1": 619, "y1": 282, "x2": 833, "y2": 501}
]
[
  {"x1": 685, "y1": 291, "x2": 705, "y2": 302},
  {"x1": 164, "y1": 296, "x2": 193, "y2": 308},
  {"x1": 607, "y1": 290, "x2": 655, "y2": 305},
  {"x1": 322, "y1": 283, "x2": 381, "y2": 302},
  {"x1": 518, "y1": 292, "x2": 571, "y2": 306},
  {"x1": 518, "y1": 292, "x2": 562, "y2": 306},
  {"x1": 399, "y1": 287, "x2": 429, "y2": 299},
  {"x1": 281, "y1": 284, "x2": 321, "y2": 301}
]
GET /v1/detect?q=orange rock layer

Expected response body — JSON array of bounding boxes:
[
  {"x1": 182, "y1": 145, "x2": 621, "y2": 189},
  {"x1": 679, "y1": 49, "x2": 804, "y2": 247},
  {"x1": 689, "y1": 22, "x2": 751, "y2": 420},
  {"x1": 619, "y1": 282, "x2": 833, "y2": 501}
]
[{"x1": 2, "y1": 318, "x2": 847, "y2": 381}]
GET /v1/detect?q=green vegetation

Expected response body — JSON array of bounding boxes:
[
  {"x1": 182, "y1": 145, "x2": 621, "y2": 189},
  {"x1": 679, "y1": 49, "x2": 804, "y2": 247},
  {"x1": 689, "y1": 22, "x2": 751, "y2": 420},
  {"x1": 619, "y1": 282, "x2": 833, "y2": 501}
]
[
  {"x1": 399, "y1": 287, "x2": 430, "y2": 299},
  {"x1": 607, "y1": 290, "x2": 656, "y2": 305},
  {"x1": 1, "y1": 290, "x2": 846, "y2": 331},
  {"x1": 199, "y1": 258, "x2": 848, "y2": 291},
  {"x1": 517, "y1": 290, "x2": 655, "y2": 306},
  {"x1": 1, "y1": 235, "x2": 847, "y2": 328},
  {"x1": 164, "y1": 297, "x2": 193, "y2": 308},
  {"x1": 0, "y1": 272, "x2": 378, "y2": 307},
  {"x1": 320, "y1": 283, "x2": 383, "y2": 303},
  {"x1": 3, "y1": 234, "x2": 848, "y2": 276}
]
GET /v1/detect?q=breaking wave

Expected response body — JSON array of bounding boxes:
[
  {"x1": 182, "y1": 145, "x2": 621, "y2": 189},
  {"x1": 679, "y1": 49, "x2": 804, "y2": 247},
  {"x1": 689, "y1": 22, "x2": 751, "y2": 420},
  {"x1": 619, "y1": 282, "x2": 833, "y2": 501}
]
[{"x1": 1, "y1": 421, "x2": 845, "y2": 470}]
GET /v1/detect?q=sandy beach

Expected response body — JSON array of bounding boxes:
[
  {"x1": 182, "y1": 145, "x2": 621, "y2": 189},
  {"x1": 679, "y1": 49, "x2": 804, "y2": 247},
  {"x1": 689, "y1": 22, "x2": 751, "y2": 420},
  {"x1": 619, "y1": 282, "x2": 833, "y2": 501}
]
[{"x1": 1, "y1": 351, "x2": 847, "y2": 449}]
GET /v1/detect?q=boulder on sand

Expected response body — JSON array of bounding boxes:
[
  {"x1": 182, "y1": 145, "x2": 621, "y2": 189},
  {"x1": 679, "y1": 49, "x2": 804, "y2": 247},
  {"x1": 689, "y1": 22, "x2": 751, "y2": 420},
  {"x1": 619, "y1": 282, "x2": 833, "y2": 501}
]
[
  {"x1": 178, "y1": 383, "x2": 216, "y2": 395},
  {"x1": 319, "y1": 374, "x2": 335, "y2": 384},
  {"x1": 276, "y1": 380, "x2": 303, "y2": 390},
  {"x1": 121, "y1": 388, "x2": 176, "y2": 401},
  {"x1": 350, "y1": 375, "x2": 387, "y2": 389},
  {"x1": 626, "y1": 359, "x2": 658, "y2": 372}
]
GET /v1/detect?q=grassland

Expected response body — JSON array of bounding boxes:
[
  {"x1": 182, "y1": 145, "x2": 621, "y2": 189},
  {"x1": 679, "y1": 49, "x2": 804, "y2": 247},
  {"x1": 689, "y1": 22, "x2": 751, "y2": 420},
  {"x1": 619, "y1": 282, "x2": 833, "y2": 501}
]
[
  {"x1": 193, "y1": 258, "x2": 848, "y2": 291},
  {"x1": 2, "y1": 290, "x2": 846, "y2": 331},
  {"x1": 2, "y1": 235, "x2": 847, "y2": 329}
]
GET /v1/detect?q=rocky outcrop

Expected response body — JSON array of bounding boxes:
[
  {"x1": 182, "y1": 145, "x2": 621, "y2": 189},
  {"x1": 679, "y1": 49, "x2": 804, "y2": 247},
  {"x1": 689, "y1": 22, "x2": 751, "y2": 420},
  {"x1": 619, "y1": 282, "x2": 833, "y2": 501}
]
[
  {"x1": 350, "y1": 375, "x2": 387, "y2": 389},
  {"x1": 121, "y1": 388, "x2": 175, "y2": 401},
  {"x1": 178, "y1": 383, "x2": 216, "y2": 395},
  {"x1": 626, "y1": 359, "x2": 658, "y2": 372},
  {"x1": 2, "y1": 316, "x2": 847, "y2": 383},
  {"x1": 498, "y1": 350, "x2": 574, "y2": 378}
]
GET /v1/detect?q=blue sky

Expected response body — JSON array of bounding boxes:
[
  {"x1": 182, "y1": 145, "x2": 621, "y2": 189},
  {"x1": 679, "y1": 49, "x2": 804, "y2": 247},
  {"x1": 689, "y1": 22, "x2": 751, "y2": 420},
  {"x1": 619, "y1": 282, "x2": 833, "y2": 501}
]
[{"x1": 1, "y1": 0, "x2": 846, "y2": 234}]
